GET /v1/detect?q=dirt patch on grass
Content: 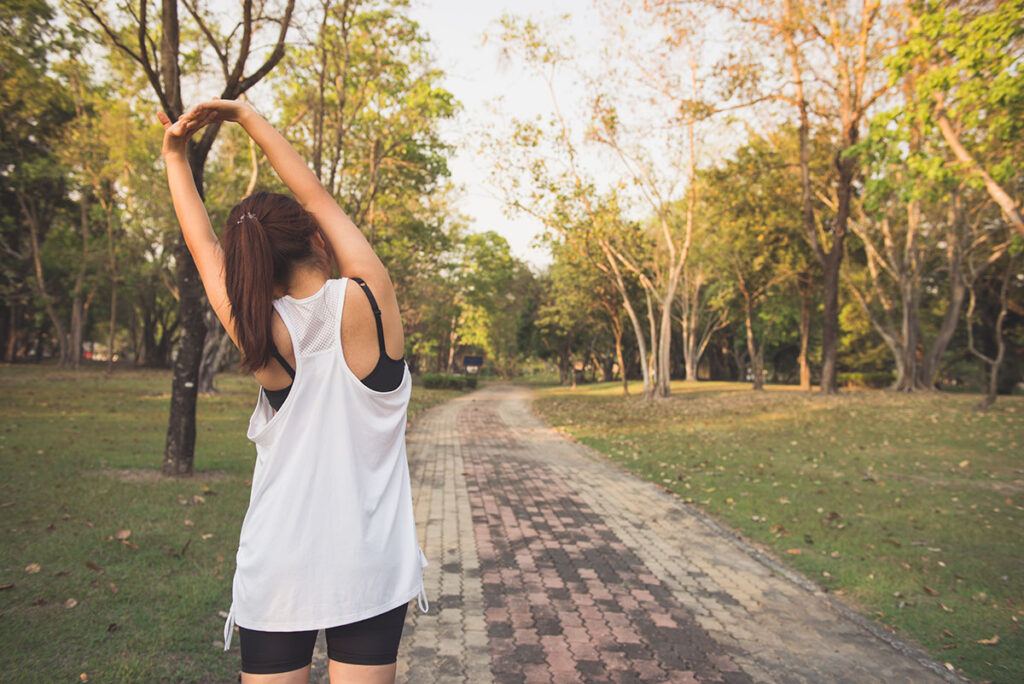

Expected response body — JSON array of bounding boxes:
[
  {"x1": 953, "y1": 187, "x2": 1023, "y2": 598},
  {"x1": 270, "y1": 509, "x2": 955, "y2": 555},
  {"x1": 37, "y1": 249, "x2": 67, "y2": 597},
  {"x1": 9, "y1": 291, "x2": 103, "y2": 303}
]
[{"x1": 89, "y1": 468, "x2": 235, "y2": 483}]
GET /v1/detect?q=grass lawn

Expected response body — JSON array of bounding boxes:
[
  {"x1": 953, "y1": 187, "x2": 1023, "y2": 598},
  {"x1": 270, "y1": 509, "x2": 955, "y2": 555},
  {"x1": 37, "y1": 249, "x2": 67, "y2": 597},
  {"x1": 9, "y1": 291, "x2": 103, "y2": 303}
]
[
  {"x1": 0, "y1": 364, "x2": 462, "y2": 682},
  {"x1": 532, "y1": 379, "x2": 1023, "y2": 684}
]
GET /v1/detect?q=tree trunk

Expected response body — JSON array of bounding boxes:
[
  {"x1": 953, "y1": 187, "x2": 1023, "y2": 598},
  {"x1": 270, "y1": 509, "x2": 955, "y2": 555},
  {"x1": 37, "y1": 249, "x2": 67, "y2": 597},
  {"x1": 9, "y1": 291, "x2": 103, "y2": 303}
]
[
  {"x1": 164, "y1": 241, "x2": 206, "y2": 476},
  {"x1": 741, "y1": 289, "x2": 764, "y2": 390},
  {"x1": 966, "y1": 258, "x2": 1013, "y2": 411},
  {"x1": 920, "y1": 201, "x2": 967, "y2": 388},
  {"x1": 655, "y1": 267, "x2": 683, "y2": 398},
  {"x1": 70, "y1": 295, "x2": 85, "y2": 367},
  {"x1": 798, "y1": 277, "x2": 812, "y2": 390},
  {"x1": 613, "y1": 317, "x2": 628, "y2": 395},
  {"x1": 198, "y1": 308, "x2": 230, "y2": 393},
  {"x1": 106, "y1": 280, "x2": 118, "y2": 370},
  {"x1": 820, "y1": 147, "x2": 852, "y2": 395},
  {"x1": 163, "y1": 155, "x2": 208, "y2": 476},
  {"x1": 680, "y1": 269, "x2": 698, "y2": 382},
  {"x1": 445, "y1": 310, "x2": 458, "y2": 373},
  {"x1": 5, "y1": 303, "x2": 17, "y2": 362},
  {"x1": 729, "y1": 341, "x2": 749, "y2": 383},
  {"x1": 600, "y1": 240, "x2": 652, "y2": 398},
  {"x1": 557, "y1": 344, "x2": 570, "y2": 386},
  {"x1": 643, "y1": 287, "x2": 658, "y2": 397},
  {"x1": 817, "y1": 257, "x2": 840, "y2": 392},
  {"x1": 104, "y1": 205, "x2": 118, "y2": 373},
  {"x1": 70, "y1": 199, "x2": 91, "y2": 368},
  {"x1": 21, "y1": 195, "x2": 70, "y2": 366},
  {"x1": 892, "y1": 279, "x2": 924, "y2": 392}
]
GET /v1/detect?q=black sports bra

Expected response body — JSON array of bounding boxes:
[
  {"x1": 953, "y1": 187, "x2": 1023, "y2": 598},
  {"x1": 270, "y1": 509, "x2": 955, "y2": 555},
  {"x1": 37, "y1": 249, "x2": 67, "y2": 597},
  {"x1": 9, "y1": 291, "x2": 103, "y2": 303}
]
[{"x1": 262, "y1": 278, "x2": 405, "y2": 410}]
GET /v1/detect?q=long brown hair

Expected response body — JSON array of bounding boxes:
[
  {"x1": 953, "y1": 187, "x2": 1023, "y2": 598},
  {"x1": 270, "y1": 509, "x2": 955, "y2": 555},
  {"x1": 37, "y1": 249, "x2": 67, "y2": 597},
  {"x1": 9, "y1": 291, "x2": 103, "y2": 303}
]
[{"x1": 222, "y1": 192, "x2": 330, "y2": 373}]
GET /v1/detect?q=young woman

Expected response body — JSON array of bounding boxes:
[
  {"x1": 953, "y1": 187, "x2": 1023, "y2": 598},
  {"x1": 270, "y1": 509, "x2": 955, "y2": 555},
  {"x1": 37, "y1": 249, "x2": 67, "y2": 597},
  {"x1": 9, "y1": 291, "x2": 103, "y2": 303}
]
[{"x1": 159, "y1": 99, "x2": 427, "y2": 684}]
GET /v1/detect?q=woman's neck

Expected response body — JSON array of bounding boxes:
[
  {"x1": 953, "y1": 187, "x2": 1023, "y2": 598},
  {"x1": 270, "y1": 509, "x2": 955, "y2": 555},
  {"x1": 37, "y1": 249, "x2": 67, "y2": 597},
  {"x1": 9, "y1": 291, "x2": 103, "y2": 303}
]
[{"x1": 277, "y1": 265, "x2": 329, "y2": 299}]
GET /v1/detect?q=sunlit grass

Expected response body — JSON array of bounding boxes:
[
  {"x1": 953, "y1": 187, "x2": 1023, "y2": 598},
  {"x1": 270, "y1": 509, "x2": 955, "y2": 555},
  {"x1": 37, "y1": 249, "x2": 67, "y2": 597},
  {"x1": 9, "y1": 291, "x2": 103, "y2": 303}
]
[
  {"x1": 533, "y1": 379, "x2": 1023, "y2": 684},
  {"x1": 0, "y1": 364, "x2": 460, "y2": 682}
]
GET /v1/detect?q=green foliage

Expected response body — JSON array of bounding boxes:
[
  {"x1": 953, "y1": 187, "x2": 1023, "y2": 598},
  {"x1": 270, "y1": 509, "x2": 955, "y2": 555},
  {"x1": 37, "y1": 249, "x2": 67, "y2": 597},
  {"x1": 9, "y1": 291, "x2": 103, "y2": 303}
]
[
  {"x1": 837, "y1": 372, "x2": 896, "y2": 389},
  {"x1": 696, "y1": 128, "x2": 817, "y2": 384},
  {"x1": 887, "y1": 0, "x2": 1024, "y2": 184},
  {"x1": 421, "y1": 372, "x2": 478, "y2": 390},
  {"x1": 449, "y1": 231, "x2": 538, "y2": 377}
]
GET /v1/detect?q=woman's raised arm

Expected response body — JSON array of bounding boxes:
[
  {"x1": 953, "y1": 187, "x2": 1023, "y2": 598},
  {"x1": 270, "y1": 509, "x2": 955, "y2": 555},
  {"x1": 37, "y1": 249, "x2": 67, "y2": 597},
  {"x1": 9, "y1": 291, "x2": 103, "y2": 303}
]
[
  {"x1": 181, "y1": 99, "x2": 387, "y2": 282},
  {"x1": 158, "y1": 110, "x2": 240, "y2": 348}
]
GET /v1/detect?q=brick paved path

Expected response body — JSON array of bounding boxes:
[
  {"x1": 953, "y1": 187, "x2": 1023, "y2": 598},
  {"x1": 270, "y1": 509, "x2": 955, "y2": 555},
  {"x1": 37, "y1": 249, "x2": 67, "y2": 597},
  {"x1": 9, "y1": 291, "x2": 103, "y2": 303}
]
[{"x1": 312, "y1": 384, "x2": 955, "y2": 683}]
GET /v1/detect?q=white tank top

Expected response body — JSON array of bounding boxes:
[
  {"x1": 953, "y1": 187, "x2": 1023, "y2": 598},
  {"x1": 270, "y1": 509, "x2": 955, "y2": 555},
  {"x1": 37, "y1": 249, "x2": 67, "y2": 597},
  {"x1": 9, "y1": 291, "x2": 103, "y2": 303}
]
[{"x1": 222, "y1": 277, "x2": 427, "y2": 650}]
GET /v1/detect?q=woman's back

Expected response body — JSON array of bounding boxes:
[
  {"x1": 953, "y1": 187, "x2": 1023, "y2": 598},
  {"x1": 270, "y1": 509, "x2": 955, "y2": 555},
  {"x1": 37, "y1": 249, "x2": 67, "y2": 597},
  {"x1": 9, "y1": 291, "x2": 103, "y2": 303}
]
[{"x1": 223, "y1": 278, "x2": 426, "y2": 648}]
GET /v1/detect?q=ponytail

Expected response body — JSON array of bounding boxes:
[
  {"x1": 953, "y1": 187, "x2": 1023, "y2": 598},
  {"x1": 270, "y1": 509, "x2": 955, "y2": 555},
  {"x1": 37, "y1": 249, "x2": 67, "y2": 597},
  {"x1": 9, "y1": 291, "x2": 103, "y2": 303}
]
[
  {"x1": 222, "y1": 192, "x2": 321, "y2": 374},
  {"x1": 225, "y1": 212, "x2": 277, "y2": 373}
]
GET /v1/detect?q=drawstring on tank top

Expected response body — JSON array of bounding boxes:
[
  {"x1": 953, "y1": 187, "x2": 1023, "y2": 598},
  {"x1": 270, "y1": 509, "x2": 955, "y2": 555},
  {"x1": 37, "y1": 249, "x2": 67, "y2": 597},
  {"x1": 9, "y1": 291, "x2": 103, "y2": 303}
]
[
  {"x1": 417, "y1": 585, "x2": 429, "y2": 613},
  {"x1": 417, "y1": 547, "x2": 430, "y2": 613},
  {"x1": 222, "y1": 603, "x2": 236, "y2": 651}
]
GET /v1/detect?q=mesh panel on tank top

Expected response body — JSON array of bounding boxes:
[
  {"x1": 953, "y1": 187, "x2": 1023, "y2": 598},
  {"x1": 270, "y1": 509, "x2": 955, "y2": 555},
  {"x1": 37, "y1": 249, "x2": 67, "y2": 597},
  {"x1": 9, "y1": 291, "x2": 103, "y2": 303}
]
[{"x1": 289, "y1": 283, "x2": 342, "y2": 356}]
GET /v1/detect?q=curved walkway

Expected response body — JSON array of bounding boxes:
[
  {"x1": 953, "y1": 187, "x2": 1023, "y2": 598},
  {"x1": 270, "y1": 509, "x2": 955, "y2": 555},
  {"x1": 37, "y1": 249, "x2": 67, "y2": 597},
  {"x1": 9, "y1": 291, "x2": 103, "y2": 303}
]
[{"x1": 318, "y1": 384, "x2": 956, "y2": 683}]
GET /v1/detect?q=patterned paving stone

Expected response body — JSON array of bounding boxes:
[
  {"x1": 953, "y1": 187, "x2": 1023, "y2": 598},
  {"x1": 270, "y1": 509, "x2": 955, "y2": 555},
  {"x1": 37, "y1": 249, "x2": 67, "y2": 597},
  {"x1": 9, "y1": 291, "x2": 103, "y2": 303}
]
[{"x1": 305, "y1": 384, "x2": 957, "y2": 684}]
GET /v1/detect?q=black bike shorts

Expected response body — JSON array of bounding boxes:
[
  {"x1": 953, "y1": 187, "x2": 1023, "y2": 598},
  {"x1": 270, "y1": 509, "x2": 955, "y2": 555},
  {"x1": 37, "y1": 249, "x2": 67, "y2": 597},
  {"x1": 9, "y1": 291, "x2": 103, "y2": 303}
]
[{"x1": 238, "y1": 602, "x2": 409, "y2": 674}]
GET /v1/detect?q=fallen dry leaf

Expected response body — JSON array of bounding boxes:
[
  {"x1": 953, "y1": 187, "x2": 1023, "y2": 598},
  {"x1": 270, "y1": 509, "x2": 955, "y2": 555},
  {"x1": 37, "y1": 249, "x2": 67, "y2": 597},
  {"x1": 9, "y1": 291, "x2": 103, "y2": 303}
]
[
  {"x1": 107, "y1": 623, "x2": 119, "y2": 633},
  {"x1": 939, "y1": 603, "x2": 954, "y2": 613},
  {"x1": 108, "y1": 582, "x2": 118, "y2": 594},
  {"x1": 24, "y1": 563, "x2": 41, "y2": 574},
  {"x1": 958, "y1": 460, "x2": 969, "y2": 468},
  {"x1": 201, "y1": 533, "x2": 213, "y2": 540},
  {"x1": 80, "y1": 673, "x2": 88, "y2": 682},
  {"x1": 63, "y1": 598, "x2": 78, "y2": 609},
  {"x1": 0, "y1": 583, "x2": 13, "y2": 590},
  {"x1": 786, "y1": 548, "x2": 802, "y2": 555},
  {"x1": 976, "y1": 635, "x2": 999, "y2": 645},
  {"x1": 184, "y1": 519, "x2": 194, "y2": 527},
  {"x1": 121, "y1": 540, "x2": 139, "y2": 550},
  {"x1": 114, "y1": 529, "x2": 131, "y2": 541},
  {"x1": 923, "y1": 585, "x2": 939, "y2": 596},
  {"x1": 85, "y1": 561, "x2": 101, "y2": 572}
]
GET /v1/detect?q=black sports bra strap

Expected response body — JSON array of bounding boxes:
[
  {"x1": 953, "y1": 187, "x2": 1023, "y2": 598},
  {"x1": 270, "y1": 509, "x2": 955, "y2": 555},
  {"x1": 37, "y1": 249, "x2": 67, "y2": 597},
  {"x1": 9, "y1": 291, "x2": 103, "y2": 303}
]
[
  {"x1": 270, "y1": 345, "x2": 295, "y2": 380},
  {"x1": 351, "y1": 277, "x2": 388, "y2": 354}
]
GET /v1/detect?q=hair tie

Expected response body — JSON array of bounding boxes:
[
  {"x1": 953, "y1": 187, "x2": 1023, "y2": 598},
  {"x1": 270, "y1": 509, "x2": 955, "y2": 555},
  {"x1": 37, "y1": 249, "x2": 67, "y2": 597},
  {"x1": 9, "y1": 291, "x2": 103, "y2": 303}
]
[{"x1": 237, "y1": 212, "x2": 258, "y2": 224}]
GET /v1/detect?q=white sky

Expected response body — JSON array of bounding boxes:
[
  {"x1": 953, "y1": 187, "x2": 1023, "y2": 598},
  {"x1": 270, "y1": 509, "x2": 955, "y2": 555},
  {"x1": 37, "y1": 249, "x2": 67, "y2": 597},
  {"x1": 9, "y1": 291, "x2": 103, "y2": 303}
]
[{"x1": 407, "y1": 0, "x2": 606, "y2": 271}]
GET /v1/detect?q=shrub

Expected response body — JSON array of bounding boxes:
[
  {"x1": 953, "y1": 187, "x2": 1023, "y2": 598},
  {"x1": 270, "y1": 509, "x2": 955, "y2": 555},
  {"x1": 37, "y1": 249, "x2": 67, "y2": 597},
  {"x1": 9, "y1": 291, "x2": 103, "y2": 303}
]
[
  {"x1": 421, "y1": 373, "x2": 478, "y2": 390},
  {"x1": 838, "y1": 371, "x2": 894, "y2": 389}
]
